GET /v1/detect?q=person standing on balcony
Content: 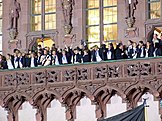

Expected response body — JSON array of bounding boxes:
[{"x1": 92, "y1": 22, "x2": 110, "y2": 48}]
[
  {"x1": 6, "y1": 54, "x2": 14, "y2": 69},
  {"x1": 29, "y1": 52, "x2": 38, "y2": 68},
  {"x1": 145, "y1": 41, "x2": 154, "y2": 58},
  {"x1": 41, "y1": 49, "x2": 51, "y2": 66},
  {"x1": 71, "y1": 48, "x2": 82, "y2": 64},
  {"x1": 151, "y1": 34, "x2": 160, "y2": 46},
  {"x1": 91, "y1": 45, "x2": 102, "y2": 62},
  {"x1": 61, "y1": 50, "x2": 68, "y2": 64},
  {"x1": 115, "y1": 43, "x2": 124, "y2": 60},
  {"x1": 51, "y1": 50, "x2": 60, "y2": 65},
  {"x1": 153, "y1": 43, "x2": 162, "y2": 57},
  {"x1": 137, "y1": 41, "x2": 146, "y2": 58},
  {"x1": 82, "y1": 49, "x2": 91, "y2": 63},
  {"x1": 127, "y1": 40, "x2": 134, "y2": 58},
  {"x1": 106, "y1": 43, "x2": 115, "y2": 60}
]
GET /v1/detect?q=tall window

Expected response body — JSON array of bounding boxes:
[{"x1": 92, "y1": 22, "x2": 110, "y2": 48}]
[
  {"x1": 148, "y1": 0, "x2": 160, "y2": 19},
  {"x1": 0, "y1": 0, "x2": 2, "y2": 53},
  {"x1": 31, "y1": 0, "x2": 56, "y2": 31},
  {"x1": 86, "y1": 0, "x2": 117, "y2": 48}
]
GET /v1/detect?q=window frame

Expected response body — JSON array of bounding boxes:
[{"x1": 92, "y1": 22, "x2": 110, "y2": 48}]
[
  {"x1": 147, "y1": 0, "x2": 161, "y2": 20},
  {"x1": 85, "y1": 0, "x2": 118, "y2": 47},
  {"x1": 31, "y1": 0, "x2": 56, "y2": 32}
]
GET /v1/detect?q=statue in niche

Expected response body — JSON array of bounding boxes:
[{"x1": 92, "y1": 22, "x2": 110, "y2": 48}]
[
  {"x1": 8, "y1": 0, "x2": 21, "y2": 30},
  {"x1": 125, "y1": 0, "x2": 138, "y2": 29},
  {"x1": 125, "y1": 0, "x2": 138, "y2": 19},
  {"x1": 61, "y1": 0, "x2": 75, "y2": 35}
]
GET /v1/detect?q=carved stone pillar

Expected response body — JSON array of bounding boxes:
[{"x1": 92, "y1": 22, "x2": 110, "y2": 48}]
[
  {"x1": 3, "y1": 96, "x2": 26, "y2": 121},
  {"x1": 32, "y1": 93, "x2": 55, "y2": 121}
]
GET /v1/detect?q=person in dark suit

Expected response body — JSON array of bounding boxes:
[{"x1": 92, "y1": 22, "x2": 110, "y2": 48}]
[
  {"x1": 100, "y1": 44, "x2": 107, "y2": 61},
  {"x1": 91, "y1": 45, "x2": 102, "y2": 62},
  {"x1": 137, "y1": 41, "x2": 146, "y2": 58},
  {"x1": 64, "y1": 46, "x2": 72, "y2": 64},
  {"x1": 127, "y1": 40, "x2": 134, "y2": 58},
  {"x1": 115, "y1": 43, "x2": 124, "y2": 60},
  {"x1": 71, "y1": 48, "x2": 82, "y2": 64},
  {"x1": 82, "y1": 49, "x2": 91, "y2": 63},
  {"x1": 37, "y1": 52, "x2": 42, "y2": 66},
  {"x1": 145, "y1": 41, "x2": 154, "y2": 57},
  {"x1": 106, "y1": 43, "x2": 115, "y2": 60},
  {"x1": 153, "y1": 43, "x2": 162, "y2": 57}
]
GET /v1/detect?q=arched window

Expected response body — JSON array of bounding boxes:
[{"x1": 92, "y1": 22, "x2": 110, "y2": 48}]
[
  {"x1": 31, "y1": 0, "x2": 56, "y2": 31},
  {"x1": 148, "y1": 0, "x2": 160, "y2": 19},
  {"x1": 86, "y1": 0, "x2": 117, "y2": 48}
]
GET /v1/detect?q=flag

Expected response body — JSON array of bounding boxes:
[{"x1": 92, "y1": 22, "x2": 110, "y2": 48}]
[{"x1": 101, "y1": 104, "x2": 147, "y2": 121}]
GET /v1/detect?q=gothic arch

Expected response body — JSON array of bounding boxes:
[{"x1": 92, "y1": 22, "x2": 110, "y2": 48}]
[
  {"x1": 32, "y1": 90, "x2": 61, "y2": 102},
  {"x1": 62, "y1": 87, "x2": 95, "y2": 103},
  {"x1": 3, "y1": 92, "x2": 30, "y2": 105}
]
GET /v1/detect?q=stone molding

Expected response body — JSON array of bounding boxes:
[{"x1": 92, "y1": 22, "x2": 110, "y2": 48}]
[{"x1": 0, "y1": 58, "x2": 162, "y2": 120}]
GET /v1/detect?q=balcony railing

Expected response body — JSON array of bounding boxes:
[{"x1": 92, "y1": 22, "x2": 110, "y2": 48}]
[{"x1": 0, "y1": 57, "x2": 162, "y2": 121}]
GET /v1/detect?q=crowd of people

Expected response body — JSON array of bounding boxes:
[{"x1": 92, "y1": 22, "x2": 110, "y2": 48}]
[{"x1": 0, "y1": 34, "x2": 162, "y2": 70}]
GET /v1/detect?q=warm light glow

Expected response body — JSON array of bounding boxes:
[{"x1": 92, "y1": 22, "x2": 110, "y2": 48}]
[
  {"x1": 31, "y1": 0, "x2": 56, "y2": 31},
  {"x1": 86, "y1": 0, "x2": 118, "y2": 47},
  {"x1": 87, "y1": 9, "x2": 99, "y2": 25},
  {"x1": 148, "y1": 0, "x2": 161, "y2": 19},
  {"x1": 37, "y1": 38, "x2": 54, "y2": 48},
  {"x1": 103, "y1": 0, "x2": 117, "y2": 7}
]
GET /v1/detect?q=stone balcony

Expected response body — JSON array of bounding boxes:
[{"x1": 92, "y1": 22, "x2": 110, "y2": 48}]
[{"x1": 0, "y1": 57, "x2": 162, "y2": 121}]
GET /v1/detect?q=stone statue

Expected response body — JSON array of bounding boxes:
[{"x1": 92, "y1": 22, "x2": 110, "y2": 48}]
[
  {"x1": 125, "y1": 0, "x2": 138, "y2": 19},
  {"x1": 8, "y1": 0, "x2": 21, "y2": 30},
  {"x1": 61, "y1": 0, "x2": 75, "y2": 35}
]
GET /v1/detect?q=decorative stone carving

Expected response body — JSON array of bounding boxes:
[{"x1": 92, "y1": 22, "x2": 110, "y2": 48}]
[
  {"x1": 125, "y1": 0, "x2": 138, "y2": 27},
  {"x1": 61, "y1": 0, "x2": 75, "y2": 35},
  {"x1": 63, "y1": 69, "x2": 76, "y2": 81},
  {"x1": 8, "y1": 0, "x2": 21, "y2": 40},
  {"x1": 108, "y1": 65, "x2": 122, "y2": 78},
  {"x1": 157, "y1": 62, "x2": 162, "y2": 75},
  {"x1": 16, "y1": 73, "x2": 30, "y2": 86},
  {"x1": 94, "y1": 66, "x2": 107, "y2": 80},
  {"x1": 4, "y1": 74, "x2": 16, "y2": 86},
  {"x1": 3, "y1": 95, "x2": 26, "y2": 121},
  {"x1": 124, "y1": 0, "x2": 138, "y2": 38},
  {"x1": 0, "y1": 57, "x2": 162, "y2": 120},
  {"x1": 47, "y1": 70, "x2": 60, "y2": 83},
  {"x1": 33, "y1": 71, "x2": 46, "y2": 84},
  {"x1": 126, "y1": 63, "x2": 152, "y2": 77},
  {"x1": 140, "y1": 63, "x2": 152, "y2": 76},
  {"x1": 77, "y1": 68, "x2": 90, "y2": 81}
]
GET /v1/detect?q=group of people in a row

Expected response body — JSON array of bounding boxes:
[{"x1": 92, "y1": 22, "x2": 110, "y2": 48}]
[{"x1": 0, "y1": 34, "x2": 162, "y2": 70}]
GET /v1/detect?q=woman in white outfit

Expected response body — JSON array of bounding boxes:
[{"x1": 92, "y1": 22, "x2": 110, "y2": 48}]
[{"x1": 6, "y1": 54, "x2": 14, "y2": 69}]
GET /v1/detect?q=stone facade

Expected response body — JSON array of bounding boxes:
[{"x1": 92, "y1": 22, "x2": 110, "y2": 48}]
[
  {"x1": 0, "y1": 58, "x2": 161, "y2": 120},
  {"x1": 1, "y1": 0, "x2": 162, "y2": 121},
  {"x1": 2, "y1": 0, "x2": 159, "y2": 55}
]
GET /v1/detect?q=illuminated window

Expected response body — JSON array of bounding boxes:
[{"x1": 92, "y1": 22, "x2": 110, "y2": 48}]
[
  {"x1": 31, "y1": 0, "x2": 56, "y2": 31},
  {"x1": 86, "y1": 0, "x2": 117, "y2": 48},
  {"x1": 0, "y1": 0, "x2": 2, "y2": 53},
  {"x1": 148, "y1": 0, "x2": 160, "y2": 19}
]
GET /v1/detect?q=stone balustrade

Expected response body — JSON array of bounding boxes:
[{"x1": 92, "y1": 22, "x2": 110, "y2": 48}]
[{"x1": 0, "y1": 57, "x2": 162, "y2": 121}]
